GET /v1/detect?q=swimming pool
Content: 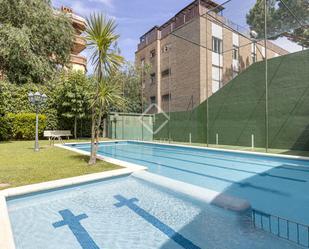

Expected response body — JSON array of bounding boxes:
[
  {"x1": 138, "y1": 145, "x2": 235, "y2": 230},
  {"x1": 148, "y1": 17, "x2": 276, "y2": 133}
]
[
  {"x1": 66, "y1": 141, "x2": 309, "y2": 227},
  {"x1": 7, "y1": 174, "x2": 302, "y2": 249}
]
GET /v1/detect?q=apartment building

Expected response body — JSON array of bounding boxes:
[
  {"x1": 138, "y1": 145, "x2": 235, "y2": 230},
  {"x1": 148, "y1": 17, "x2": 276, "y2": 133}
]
[
  {"x1": 136, "y1": 0, "x2": 288, "y2": 113},
  {"x1": 60, "y1": 6, "x2": 87, "y2": 73}
]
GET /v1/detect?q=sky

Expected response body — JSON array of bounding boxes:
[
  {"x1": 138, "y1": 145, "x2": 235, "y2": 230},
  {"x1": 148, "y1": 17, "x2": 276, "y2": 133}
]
[{"x1": 52, "y1": 0, "x2": 303, "y2": 73}]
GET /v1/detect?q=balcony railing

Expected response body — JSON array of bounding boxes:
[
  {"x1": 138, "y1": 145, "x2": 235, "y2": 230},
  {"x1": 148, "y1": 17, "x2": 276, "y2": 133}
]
[
  {"x1": 70, "y1": 13, "x2": 86, "y2": 33},
  {"x1": 72, "y1": 35, "x2": 86, "y2": 54},
  {"x1": 252, "y1": 209, "x2": 309, "y2": 248},
  {"x1": 70, "y1": 54, "x2": 87, "y2": 67}
]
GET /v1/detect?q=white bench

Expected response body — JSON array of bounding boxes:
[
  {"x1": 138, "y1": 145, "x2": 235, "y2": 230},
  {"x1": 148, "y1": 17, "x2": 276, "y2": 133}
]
[{"x1": 44, "y1": 130, "x2": 72, "y2": 145}]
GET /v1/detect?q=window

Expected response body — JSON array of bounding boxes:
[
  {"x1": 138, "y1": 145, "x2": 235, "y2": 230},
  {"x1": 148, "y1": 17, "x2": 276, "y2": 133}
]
[
  {"x1": 251, "y1": 43, "x2": 257, "y2": 63},
  {"x1": 212, "y1": 65, "x2": 222, "y2": 94},
  {"x1": 150, "y1": 96, "x2": 156, "y2": 104},
  {"x1": 233, "y1": 45, "x2": 239, "y2": 60},
  {"x1": 150, "y1": 49, "x2": 156, "y2": 58},
  {"x1": 150, "y1": 73, "x2": 156, "y2": 84},
  {"x1": 233, "y1": 70, "x2": 239, "y2": 79},
  {"x1": 161, "y1": 69, "x2": 171, "y2": 77},
  {"x1": 252, "y1": 52, "x2": 257, "y2": 63},
  {"x1": 212, "y1": 37, "x2": 223, "y2": 54},
  {"x1": 162, "y1": 94, "x2": 171, "y2": 102},
  {"x1": 162, "y1": 44, "x2": 171, "y2": 53},
  {"x1": 141, "y1": 58, "x2": 145, "y2": 66}
]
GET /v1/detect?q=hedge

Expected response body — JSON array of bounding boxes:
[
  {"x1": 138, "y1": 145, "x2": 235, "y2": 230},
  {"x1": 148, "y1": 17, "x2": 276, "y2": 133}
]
[
  {"x1": 0, "y1": 116, "x2": 11, "y2": 141},
  {"x1": 0, "y1": 113, "x2": 47, "y2": 140}
]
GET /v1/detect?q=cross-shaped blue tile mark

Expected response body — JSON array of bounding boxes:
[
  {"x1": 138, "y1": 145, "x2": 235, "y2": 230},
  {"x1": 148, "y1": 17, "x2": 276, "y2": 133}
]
[
  {"x1": 114, "y1": 195, "x2": 201, "y2": 249},
  {"x1": 53, "y1": 209, "x2": 100, "y2": 249}
]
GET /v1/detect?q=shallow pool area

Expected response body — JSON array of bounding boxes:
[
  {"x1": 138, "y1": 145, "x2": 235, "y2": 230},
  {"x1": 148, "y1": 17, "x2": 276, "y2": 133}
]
[{"x1": 7, "y1": 174, "x2": 302, "y2": 249}]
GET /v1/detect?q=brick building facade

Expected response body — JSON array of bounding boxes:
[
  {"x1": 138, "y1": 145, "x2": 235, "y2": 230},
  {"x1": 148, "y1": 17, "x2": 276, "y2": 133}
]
[{"x1": 136, "y1": 0, "x2": 288, "y2": 113}]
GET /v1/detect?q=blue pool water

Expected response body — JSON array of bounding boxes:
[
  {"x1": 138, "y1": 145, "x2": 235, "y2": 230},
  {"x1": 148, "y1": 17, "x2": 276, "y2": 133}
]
[
  {"x1": 8, "y1": 175, "x2": 302, "y2": 249},
  {"x1": 67, "y1": 141, "x2": 309, "y2": 226}
]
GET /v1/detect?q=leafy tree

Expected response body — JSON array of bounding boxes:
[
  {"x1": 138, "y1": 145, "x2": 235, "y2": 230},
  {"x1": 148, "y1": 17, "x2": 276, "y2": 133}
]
[
  {"x1": 112, "y1": 62, "x2": 150, "y2": 113},
  {"x1": 57, "y1": 71, "x2": 91, "y2": 139},
  {"x1": 0, "y1": 0, "x2": 74, "y2": 84},
  {"x1": 247, "y1": 0, "x2": 309, "y2": 48},
  {"x1": 0, "y1": 79, "x2": 58, "y2": 129},
  {"x1": 85, "y1": 13, "x2": 124, "y2": 165}
]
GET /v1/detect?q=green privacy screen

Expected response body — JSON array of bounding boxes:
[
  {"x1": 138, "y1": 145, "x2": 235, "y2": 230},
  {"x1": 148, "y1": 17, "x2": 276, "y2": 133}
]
[
  {"x1": 108, "y1": 113, "x2": 153, "y2": 141},
  {"x1": 154, "y1": 50, "x2": 309, "y2": 150}
]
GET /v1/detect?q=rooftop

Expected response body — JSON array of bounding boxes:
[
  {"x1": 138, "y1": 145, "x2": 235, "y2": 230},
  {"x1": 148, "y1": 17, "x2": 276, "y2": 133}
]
[{"x1": 137, "y1": 0, "x2": 251, "y2": 51}]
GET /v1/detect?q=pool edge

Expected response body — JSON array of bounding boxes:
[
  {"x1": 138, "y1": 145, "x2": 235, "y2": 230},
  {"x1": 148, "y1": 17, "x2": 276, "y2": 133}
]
[
  {"x1": 0, "y1": 196, "x2": 15, "y2": 249},
  {"x1": 62, "y1": 140, "x2": 309, "y2": 161},
  {"x1": 128, "y1": 140, "x2": 309, "y2": 161}
]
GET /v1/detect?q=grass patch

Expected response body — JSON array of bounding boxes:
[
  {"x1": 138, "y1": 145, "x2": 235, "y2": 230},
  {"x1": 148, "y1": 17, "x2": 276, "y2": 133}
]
[{"x1": 0, "y1": 139, "x2": 122, "y2": 190}]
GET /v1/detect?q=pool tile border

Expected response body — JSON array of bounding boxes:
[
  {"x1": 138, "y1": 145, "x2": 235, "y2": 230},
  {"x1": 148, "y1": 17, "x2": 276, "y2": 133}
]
[{"x1": 0, "y1": 148, "x2": 147, "y2": 249}]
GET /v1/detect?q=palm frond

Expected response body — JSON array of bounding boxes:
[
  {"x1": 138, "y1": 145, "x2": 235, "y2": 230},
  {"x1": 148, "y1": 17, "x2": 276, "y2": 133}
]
[{"x1": 85, "y1": 13, "x2": 123, "y2": 79}]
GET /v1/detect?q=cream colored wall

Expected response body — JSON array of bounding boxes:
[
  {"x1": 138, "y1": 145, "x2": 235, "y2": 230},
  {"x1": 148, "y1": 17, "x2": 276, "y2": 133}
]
[{"x1": 71, "y1": 64, "x2": 86, "y2": 73}]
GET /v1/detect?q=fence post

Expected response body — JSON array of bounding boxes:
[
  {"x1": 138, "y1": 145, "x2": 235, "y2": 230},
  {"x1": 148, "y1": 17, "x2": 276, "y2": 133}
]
[
  {"x1": 251, "y1": 134, "x2": 255, "y2": 150},
  {"x1": 189, "y1": 133, "x2": 192, "y2": 144},
  {"x1": 122, "y1": 115, "x2": 124, "y2": 140},
  {"x1": 216, "y1": 133, "x2": 219, "y2": 145}
]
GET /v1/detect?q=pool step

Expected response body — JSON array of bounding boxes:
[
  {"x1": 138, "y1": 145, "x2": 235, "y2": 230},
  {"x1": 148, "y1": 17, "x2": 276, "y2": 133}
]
[{"x1": 132, "y1": 171, "x2": 251, "y2": 212}]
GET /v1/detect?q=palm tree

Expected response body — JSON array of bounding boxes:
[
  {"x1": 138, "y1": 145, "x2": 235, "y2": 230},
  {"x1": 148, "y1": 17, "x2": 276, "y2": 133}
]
[{"x1": 85, "y1": 13, "x2": 124, "y2": 165}]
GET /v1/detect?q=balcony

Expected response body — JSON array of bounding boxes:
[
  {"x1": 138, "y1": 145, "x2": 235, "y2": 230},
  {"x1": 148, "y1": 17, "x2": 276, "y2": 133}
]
[
  {"x1": 55, "y1": 7, "x2": 87, "y2": 34},
  {"x1": 70, "y1": 54, "x2": 87, "y2": 68},
  {"x1": 70, "y1": 13, "x2": 87, "y2": 34},
  {"x1": 72, "y1": 35, "x2": 86, "y2": 54}
]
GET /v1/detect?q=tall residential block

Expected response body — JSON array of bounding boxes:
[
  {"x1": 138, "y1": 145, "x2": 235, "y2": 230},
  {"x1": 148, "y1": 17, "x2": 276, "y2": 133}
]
[
  {"x1": 136, "y1": 0, "x2": 288, "y2": 113},
  {"x1": 60, "y1": 6, "x2": 87, "y2": 73}
]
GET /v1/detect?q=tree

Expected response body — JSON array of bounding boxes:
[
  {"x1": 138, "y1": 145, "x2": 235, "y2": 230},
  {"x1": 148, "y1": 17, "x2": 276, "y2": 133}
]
[
  {"x1": 85, "y1": 13, "x2": 124, "y2": 165},
  {"x1": 247, "y1": 0, "x2": 309, "y2": 48},
  {"x1": 0, "y1": 79, "x2": 58, "y2": 129},
  {"x1": 57, "y1": 71, "x2": 91, "y2": 139},
  {"x1": 112, "y1": 62, "x2": 150, "y2": 113},
  {"x1": 0, "y1": 0, "x2": 74, "y2": 84}
]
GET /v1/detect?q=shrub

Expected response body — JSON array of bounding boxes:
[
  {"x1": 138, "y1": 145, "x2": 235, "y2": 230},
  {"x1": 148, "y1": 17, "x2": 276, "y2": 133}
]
[
  {"x1": 7, "y1": 113, "x2": 47, "y2": 140},
  {"x1": 0, "y1": 116, "x2": 11, "y2": 141}
]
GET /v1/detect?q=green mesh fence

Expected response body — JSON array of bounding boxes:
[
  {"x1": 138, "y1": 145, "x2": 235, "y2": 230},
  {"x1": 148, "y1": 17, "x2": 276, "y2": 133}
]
[
  {"x1": 108, "y1": 113, "x2": 153, "y2": 141},
  {"x1": 154, "y1": 50, "x2": 309, "y2": 150}
]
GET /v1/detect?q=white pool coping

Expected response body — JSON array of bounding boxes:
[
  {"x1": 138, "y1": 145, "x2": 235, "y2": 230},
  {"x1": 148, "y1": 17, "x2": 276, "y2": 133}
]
[
  {"x1": 133, "y1": 171, "x2": 251, "y2": 212},
  {"x1": 0, "y1": 148, "x2": 146, "y2": 249}
]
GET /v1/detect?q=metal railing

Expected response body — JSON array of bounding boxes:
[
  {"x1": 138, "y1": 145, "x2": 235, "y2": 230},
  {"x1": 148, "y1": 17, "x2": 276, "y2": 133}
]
[{"x1": 252, "y1": 209, "x2": 309, "y2": 248}]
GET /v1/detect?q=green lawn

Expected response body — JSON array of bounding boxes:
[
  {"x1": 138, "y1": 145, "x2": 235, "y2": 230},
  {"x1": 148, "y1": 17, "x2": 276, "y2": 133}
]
[{"x1": 0, "y1": 140, "x2": 122, "y2": 190}]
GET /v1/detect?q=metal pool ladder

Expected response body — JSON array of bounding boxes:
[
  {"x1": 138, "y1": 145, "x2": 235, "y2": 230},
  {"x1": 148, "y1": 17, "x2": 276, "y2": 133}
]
[{"x1": 252, "y1": 209, "x2": 309, "y2": 248}]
